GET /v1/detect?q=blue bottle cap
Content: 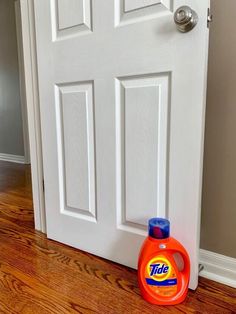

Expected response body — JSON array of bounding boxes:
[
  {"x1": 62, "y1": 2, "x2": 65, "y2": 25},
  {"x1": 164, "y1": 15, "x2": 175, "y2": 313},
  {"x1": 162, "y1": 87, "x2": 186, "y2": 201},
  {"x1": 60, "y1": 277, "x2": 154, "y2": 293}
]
[{"x1": 148, "y1": 218, "x2": 170, "y2": 239}]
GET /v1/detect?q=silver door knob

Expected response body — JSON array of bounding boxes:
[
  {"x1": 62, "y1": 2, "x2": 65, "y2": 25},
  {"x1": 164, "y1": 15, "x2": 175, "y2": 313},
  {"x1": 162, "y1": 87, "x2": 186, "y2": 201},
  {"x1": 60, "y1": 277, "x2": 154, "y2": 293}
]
[{"x1": 174, "y1": 6, "x2": 198, "y2": 33}]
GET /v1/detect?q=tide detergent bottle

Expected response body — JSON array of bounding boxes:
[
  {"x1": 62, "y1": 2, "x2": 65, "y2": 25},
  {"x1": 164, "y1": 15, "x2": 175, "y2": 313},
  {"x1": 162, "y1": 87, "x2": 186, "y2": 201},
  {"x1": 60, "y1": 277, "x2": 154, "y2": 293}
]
[{"x1": 138, "y1": 218, "x2": 190, "y2": 305}]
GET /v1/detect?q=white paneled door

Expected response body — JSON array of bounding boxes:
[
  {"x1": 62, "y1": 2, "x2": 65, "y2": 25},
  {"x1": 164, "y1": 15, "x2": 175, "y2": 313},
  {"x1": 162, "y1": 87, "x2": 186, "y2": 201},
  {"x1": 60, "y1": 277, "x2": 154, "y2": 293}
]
[{"x1": 34, "y1": 0, "x2": 209, "y2": 289}]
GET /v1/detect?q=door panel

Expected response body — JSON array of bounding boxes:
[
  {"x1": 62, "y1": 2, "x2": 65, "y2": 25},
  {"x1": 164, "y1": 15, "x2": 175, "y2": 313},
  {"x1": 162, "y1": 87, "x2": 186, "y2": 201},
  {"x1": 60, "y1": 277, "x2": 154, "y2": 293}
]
[
  {"x1": 56, "y1": 82, "x2": 96, "y2": 220},
  {"x1": 34, "y1": 0, "x2": 209, "y2": 289},
  {"x1": 124, "y1": 0, "x2": 161, "y2": 13},
  {"x1": 116, "y1": 74, "x2": 169, "y2": 231},
  {"x1": 57, "y1": 0, "x2": 84, "y2": 29},
  {"x1": 51, "y1": 0, "x2": 92, "y2": 40},
  {"x1": 115, "y1": 0, "x2": 172, "y2": 26}
]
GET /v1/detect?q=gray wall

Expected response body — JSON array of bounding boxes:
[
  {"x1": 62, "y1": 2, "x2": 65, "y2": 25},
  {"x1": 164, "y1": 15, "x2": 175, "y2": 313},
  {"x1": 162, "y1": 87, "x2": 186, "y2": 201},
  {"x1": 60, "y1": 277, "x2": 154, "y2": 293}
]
[
  {"x1": 0, "y1": 0, "x2": 24, "y2": 156},
  {"x1": 201, "y1": 0, "x2": 236, "y2": 258}
]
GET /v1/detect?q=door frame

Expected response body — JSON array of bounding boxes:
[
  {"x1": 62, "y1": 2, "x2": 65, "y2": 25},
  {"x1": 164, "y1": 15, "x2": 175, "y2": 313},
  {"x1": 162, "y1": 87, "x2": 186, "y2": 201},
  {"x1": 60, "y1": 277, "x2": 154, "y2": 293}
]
[{"x1": 18, "y1": 0, "x2": 46, "y2": 233}]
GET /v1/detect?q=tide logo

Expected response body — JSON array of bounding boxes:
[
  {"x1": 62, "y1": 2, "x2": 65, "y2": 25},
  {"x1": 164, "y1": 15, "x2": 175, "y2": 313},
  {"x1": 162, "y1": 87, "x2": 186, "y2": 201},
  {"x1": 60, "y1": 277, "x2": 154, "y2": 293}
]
[
  {"x1": 150, "y1": 263, "x2": 169, "y2": 276},
  {"x1": 146, "y1": 257, "x2": 171, "y2": 282}
]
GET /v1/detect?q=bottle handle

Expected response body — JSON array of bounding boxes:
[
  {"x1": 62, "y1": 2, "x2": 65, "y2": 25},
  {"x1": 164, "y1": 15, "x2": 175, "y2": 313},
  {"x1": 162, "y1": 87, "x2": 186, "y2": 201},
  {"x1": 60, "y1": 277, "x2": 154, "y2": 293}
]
[{"x1": 173, "y1": 248, "x2": 190, "y2": 293}]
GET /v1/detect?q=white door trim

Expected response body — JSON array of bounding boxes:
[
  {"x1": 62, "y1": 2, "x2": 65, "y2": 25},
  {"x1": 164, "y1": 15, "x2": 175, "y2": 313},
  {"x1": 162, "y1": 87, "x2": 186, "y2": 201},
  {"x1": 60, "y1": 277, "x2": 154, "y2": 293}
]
[{"x1": 19, "y1": 0, "x2": 46, "y2": 233}]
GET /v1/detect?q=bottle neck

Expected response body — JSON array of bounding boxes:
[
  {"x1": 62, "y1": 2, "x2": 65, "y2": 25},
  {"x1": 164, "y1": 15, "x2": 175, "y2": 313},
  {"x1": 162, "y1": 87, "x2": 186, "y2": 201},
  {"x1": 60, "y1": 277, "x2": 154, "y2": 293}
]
[{"x1": 148, "y1": 235, "x2": 170, "y2": 242}]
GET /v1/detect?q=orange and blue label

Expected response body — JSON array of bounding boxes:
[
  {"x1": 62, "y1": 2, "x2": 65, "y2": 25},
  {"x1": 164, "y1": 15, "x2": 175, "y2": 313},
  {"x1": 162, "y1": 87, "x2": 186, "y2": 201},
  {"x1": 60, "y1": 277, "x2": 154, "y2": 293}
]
[{"x1": 145, "y1": 256, "x2": 178, "y2": 297}]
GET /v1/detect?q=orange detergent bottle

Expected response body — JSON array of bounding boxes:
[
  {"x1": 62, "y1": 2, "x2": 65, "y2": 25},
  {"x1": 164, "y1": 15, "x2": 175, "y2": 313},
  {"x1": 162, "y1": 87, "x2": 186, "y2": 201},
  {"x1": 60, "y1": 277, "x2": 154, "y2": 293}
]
[{"x1": 138, "y1": 218, "x2": 190, "y2": 305}]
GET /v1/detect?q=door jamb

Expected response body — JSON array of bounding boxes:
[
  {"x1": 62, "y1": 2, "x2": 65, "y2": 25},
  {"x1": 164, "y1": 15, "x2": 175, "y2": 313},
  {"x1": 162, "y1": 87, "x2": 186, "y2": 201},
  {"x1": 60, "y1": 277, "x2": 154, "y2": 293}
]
[{"x1": 19, "y1": 0, "x2": 46, "y2": 233}]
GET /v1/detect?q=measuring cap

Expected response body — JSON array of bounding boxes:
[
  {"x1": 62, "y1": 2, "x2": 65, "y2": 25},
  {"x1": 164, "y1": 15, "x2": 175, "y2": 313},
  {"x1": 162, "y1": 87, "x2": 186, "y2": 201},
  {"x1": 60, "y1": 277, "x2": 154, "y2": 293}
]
[{"x1": 148, "y1": 218, "x2": 170, "y2": 239}]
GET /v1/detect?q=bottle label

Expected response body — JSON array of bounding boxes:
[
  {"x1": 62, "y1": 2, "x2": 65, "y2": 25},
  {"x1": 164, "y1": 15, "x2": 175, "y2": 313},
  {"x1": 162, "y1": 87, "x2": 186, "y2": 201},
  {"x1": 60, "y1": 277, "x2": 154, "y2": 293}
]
[{"x1": 145, "y1": 255, "x2": 178, "y2": 297}]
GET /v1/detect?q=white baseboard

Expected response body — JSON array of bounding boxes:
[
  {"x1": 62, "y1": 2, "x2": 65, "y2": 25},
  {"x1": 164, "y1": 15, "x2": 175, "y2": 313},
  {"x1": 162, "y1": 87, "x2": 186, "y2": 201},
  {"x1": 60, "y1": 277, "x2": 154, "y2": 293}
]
[
  {"x1": 0, "y1": 153, "x2": 26, "y2": 164},
  {"x1": 199, "y1": 249, "x2": 236, "y2": 288}
]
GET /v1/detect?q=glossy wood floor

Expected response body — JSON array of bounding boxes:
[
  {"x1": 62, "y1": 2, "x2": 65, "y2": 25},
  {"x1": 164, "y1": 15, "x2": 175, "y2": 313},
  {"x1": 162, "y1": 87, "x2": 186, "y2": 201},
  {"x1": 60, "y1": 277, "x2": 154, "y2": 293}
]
[{"x1": 0, "y1": 160, "x2": 235, "y2": 313}]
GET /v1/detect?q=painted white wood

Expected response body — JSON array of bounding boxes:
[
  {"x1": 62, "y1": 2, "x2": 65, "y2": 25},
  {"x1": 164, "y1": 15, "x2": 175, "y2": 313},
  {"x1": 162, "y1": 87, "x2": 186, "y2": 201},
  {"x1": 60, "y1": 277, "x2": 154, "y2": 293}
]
[
  {"x1": 115, "y1": 0, "x2": 172, "y2": 26},
  {"x1": 124, "y1": 0, "x2": 161, "y2": 13},
  {"x1": 199, "y1": 249, "x2": 236, "y2": 288},
  {"x1": 56, "y1": 83, "x2": 96, "y2": 218},
  {"x1": 51, "y1": 0, "x2": 92, "y2": 40},
  {"x1": 15, "y1": 0, "x2": 30, "y2": 164},
  {"x1": 19, "y1": 0, "x2": 46, "y2": 233},
  {"x1": 57, "y1": 0, "x2": 84, "y2": 30},
  {"x1": 34, "y1": 0, "x2": 210, "y2": 289},
  {"x1": 116, "y1": 75, "x2": 168, "y2": 231},
  {"x1": 0, "y1": 153, "x2": 25, "y2": 164}
]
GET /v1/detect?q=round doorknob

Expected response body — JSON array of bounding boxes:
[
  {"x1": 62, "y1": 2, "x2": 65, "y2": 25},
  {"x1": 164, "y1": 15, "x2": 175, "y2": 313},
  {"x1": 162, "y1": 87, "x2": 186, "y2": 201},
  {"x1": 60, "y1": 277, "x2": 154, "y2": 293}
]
[{"x1": 174, "y1": 6, "x2": 198, "y2": 33}]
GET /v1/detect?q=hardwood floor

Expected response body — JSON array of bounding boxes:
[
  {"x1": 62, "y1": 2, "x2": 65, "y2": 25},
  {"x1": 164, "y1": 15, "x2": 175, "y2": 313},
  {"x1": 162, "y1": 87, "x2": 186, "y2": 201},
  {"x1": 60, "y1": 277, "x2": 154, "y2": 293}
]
[{"x1": 0, "y1": 160, "x2": 235, "y2": 313}]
